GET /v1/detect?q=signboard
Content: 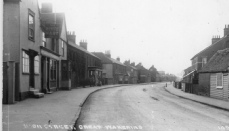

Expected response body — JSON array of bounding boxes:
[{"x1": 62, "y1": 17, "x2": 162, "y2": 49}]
[{"x1": 44, "y1": 24, "x2": 60, "y2": 38}]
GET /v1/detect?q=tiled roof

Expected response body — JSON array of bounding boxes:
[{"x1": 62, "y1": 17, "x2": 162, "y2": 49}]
[
  {"x1": 93, "y1": 52, "x2": 126, "y2": 66},
  {"x1": 199, "y1": 48, "x2": 229, "y2": 73},
  {"x1": 68, "y1": 41, "x2": 100, "y2": 59},
  {"x1": 191, "y1": 36, "x2": 229, "y2": 60}
]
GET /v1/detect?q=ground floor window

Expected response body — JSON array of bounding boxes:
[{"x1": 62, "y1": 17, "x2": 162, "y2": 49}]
[
  {"x1": 216, "y1": 73, "x2": 223, "y2": 89},
  {"x1": 34, "y1": 56, "x2": 39, "y2": 74},
  {"x1": 22, "y1": 51, "x2": 30, "y2": 73},
  {"x1": 50, "y1": 59, "x2": 56, "y2": 80}
]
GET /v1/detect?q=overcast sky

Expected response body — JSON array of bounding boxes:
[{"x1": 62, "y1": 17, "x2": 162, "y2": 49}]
[{"x1": 39, "y1": 0, "x2": 229, "y2": 77}]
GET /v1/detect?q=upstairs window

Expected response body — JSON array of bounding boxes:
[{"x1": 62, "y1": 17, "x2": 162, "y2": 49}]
[
  {"x1": 202, "y1": 57, "x2": 207, "y2": 67},
  {"x1": 62, "y1": 41, "x2": 64, "y2": 56},
  {"x1": 28, "y1": 10, "x2": 35, "y2": 41},
  {"x1": 42, "y1": 32, "x2": 46, "y2": 47},
  {"x1": 22, "y1": 51, "x2": 30, "y2": 73}
]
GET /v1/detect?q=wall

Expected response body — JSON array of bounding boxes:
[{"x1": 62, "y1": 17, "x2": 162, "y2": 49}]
[
  {"x1": 198, "y1": 73, "x2": 210, "y2": 96},
  {"x1": 103, "y1": 64, "x2": 113, "y2": 78},
  {"x1": 19, "y1": 0, "x2": 42, "y2": 93},
  {"x1": 3, "y1": 1, "x2": 20, "y2": 62}
]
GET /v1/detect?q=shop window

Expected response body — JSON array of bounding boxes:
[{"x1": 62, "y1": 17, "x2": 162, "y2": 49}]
[
  {"x1": 50, "y1": 60, "x2": 56, "y2": 80},
  {"x1": 22, "y1": 51, "x2": 30, "y2": 73},
  {"x1": 28, "y1": 9, "x2": 35, "y2": 41},
  {"x1": 216, "y1": 73, "x2": 223, "y2": 89},
  {"x1": 34, "y1": 56, "x2": 39, "y2": 74}
]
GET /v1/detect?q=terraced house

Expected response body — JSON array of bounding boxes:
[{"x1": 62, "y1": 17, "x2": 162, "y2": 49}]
[
  {"x1": 3, "y1": 0, "x2": 44, "y2": 103},
  {"x1": 93, "y1": 51, "x2": 127, "y2": 85}
]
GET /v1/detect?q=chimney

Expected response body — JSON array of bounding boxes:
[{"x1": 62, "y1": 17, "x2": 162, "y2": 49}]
[
  {"x1": 67, "y1": 31, "x2": 76, "y2": 43},
  {"x1": 212, "y1": 35, "x2": 220, "y2": 44},
  {"x1": 41, "y1": 3, "x2": 53, "y2": 13},
  {"x1": 79, "y1": 40, "x2": 87, "y2": 50},
  {"x1": 131, "y1": 62, "x2": 135, "y2": 66},
  {"x1": 224, "y1": 24, "x2": 229, "y2": 36},
  {"x1": 116, "y1": 57, "x2": 120, "y2": 61},
  {"x1": 105, "y1": 50, "x2": 111, "y2": 58}
]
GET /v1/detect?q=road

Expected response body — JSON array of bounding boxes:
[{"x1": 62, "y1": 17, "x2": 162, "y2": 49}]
[{"x1": 74, "y1": 83, "x2": 229, "y2": 131}]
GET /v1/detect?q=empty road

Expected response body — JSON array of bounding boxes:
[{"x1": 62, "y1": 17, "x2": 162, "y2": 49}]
[{"x1": 74, "y1": 83, "x2": 229, "y2": 131}]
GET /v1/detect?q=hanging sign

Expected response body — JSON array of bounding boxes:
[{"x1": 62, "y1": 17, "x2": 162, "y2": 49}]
[{"x1": 44, "y1": 24, "x2": 60, "y2": 38}]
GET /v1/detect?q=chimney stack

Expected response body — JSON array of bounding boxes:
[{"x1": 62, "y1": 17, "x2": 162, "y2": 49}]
[
  {"x1": 67, "y1": 31, "x2": 76, "y2": 43},
  {"x1": 41, "y1": 3, "x2": 53, "y2": 13},
  {"x1": 212, "y1": 35, "x2": 220, "y2": 44},
  {"x1": 224, "y1": 24, "x2": 229, "y2": 36},
  {"x1": 79, "y1": 40, "x2": 87, "y2": 50},
  {"x1": 116, "y1": 57, "x2": 120, "y2": 61},
  {"x1": 131, "y1": 62, "x2": 135, "y2": 66},
  {"x1": 105, "y1": 50, "x2": 111, "y2": 58}
]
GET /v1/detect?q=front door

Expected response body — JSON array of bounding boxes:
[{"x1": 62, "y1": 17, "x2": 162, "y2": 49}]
[{"x1": 29, "y1": 55, "x2": 35, "y2": 89}]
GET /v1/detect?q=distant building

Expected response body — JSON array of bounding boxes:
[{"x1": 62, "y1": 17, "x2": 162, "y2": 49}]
[
  {"x1": 124, "y1": 60, "x2": 138, "y2": 84},
  {"x1": 93, "y1": 52, "x2": 127, "y2": 85},
  {"x1": 136, "y1": 63, "x2": 151, "y2": 83}
]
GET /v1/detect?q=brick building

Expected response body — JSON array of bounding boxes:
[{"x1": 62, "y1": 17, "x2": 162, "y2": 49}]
[{"x1": 67, "y1": 33, "x2": 102, "y2": 87}]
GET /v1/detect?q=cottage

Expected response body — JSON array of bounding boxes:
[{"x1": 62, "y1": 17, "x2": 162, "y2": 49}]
[
  {"x1": 93, "y1": 52, "x2": 127, "y2": 85},
  {"x1": 199, "y1": 48, "x2": 229, "y2": 100},
  {"x1": 183, "y1": 25, "x2": 229, "y2": 84},
  {"x1": 67, "y1": 33, "x2": 102, "y2": 87}
]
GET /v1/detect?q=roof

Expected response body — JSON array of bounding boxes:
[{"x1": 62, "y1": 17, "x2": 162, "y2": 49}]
[
  {"x1": 191, "y1": 36, "x2": 229, "y2": 60},
  {"x1": 68, "y1": 41, "x2": 100, "y2": 59},
  {"x1": 199, "y1": 48, "x2": 229, "y2": 73},
  {"x1": 93, "y1": 52, "x2": 126, "y2": 66}
]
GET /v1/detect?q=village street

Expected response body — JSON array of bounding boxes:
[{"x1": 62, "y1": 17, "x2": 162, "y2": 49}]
[{"x1": 74, "y1": 83, "x2": 229, "y2": 131}]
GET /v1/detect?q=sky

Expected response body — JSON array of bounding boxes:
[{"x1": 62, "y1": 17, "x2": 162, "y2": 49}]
[{"x1": 39, "y1": 0, "x2": 229, "y2": 77}]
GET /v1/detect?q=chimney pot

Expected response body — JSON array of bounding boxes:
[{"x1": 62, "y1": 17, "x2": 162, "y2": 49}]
[{"x1": 41, "y1": 3, "x2": 53, "y2": 13}]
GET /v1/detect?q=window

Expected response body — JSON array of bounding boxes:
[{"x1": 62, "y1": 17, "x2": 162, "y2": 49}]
[
  {"x1": 50, "y1": 60, "x2": 56, "y2": 80},
  {"x1": 202, "y1": 57, "x2": 207, "y2": 67},
  {"x1": 51, "y1": 38, "x2": 57, "y2": 52},
  {"x1": 216, "y1": 73, "x2": 223, "y2": 89},
  {"x1": 34, "y1": 56, "x2": 39, "y2": 74},
  {"x1": 22, "y1": 51, "x2": 30, "y2": 73},
  {"x1": 62, "y1": 41, "x2": 64, "y2": 56},
  {"x1": 42, "y1": 32, "x2": 46, "y2": 47},
  {"x1": 28, "y1": 10, "x2": 35, "y2": 41}
]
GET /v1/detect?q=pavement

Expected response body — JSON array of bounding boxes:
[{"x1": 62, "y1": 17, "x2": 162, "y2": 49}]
[
  {"x1": 2, "y1": 84, "x2": 129, "y2": 131},
  {"x1": 164, "y1": 83, "x2": 229, "y2": 111}
]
